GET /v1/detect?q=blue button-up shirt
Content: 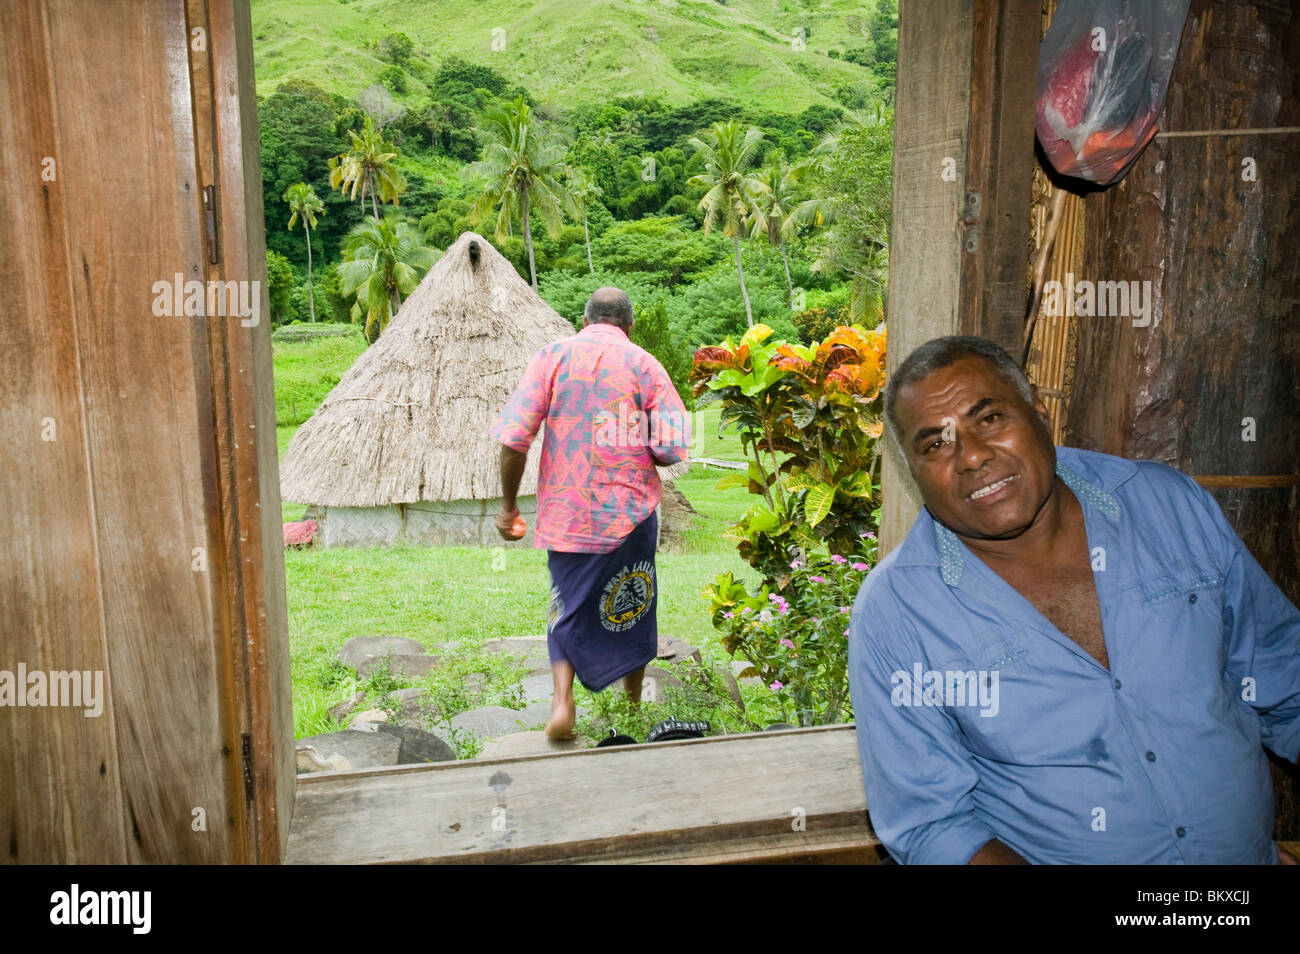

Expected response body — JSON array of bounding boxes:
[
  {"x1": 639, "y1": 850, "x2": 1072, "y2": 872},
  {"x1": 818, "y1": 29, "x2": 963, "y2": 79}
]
[{"x1": 849, "y1": 446, "x2": 1300, "y2": 864}]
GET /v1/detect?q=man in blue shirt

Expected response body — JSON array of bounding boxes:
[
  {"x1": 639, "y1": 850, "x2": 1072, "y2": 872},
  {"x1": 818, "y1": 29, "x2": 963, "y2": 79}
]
[{"x1": 849, "y1": 335, "x2": 1300, "y2": 864}]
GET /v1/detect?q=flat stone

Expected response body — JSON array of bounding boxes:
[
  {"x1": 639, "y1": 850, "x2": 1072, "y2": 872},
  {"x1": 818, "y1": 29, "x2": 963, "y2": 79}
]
[
  {"x1": 730, "y1": 659, "x2": 759, "y2": 678},
  {"x1": 350, "y1": 708, "x2": 389, "y2": 725},
  {"x1": 338, "y1": 636, "x2": 428, "y2": 669},
  {"x1": 519, "y1": 700, "x2": 555, "y2": 725},
  {"x1": 481, "y1": 635, "x2": 552, "y2": 674},
  {"x1": 731, "y1": 659, "x2": 762, "y2": 686},
  {"x1": 657, "y1": 635, "x2": 702, "y2": 664},
  {"x1": 635, "y1": 665, "x2": 685, "y2": 704},
  {"x1": 355, "y1": 652, "x2": 439, "y2": 680},
  {"x1": 328, "y1": 690, "x2": 366, "y2": 722},
  {"x1": 477, "y1": 731, "x2": 594, "y2": 759},
  {"x1": 296, "y1": 729, "x2": 400, "y2": 770},
  {"x1": 521, "y1": 673, "x2": 554, "y2": 704},
  {"x1": 449, "y1": 706, "x2": 546, "y2": 741},
  {"x1": 723, "y1": 669, "x2": 745, "y2": 712},
  {"x1": 391, "y1": 687, "x2": 441, "y2": 725},
  {"x1": 374, "y1": 724, "x2": 455, "y2": 764}
]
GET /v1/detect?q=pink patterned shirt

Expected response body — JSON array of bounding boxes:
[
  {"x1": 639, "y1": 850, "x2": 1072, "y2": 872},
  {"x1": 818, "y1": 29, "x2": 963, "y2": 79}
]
[{"x1": 491, "y1": 322, "x2": 690, "y2": 553}]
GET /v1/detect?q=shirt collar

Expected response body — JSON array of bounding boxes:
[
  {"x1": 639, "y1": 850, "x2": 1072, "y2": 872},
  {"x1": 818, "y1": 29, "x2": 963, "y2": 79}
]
[
  {"x1": 918, "y1": 446, "x2": 1134, "y2": 586},
  {"x1": 578, "y1": 322, "x2": 629, "y2": 340}
]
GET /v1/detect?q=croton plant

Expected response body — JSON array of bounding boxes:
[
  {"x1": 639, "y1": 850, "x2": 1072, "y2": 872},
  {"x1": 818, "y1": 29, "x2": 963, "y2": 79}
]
[
  {"x1": 691, "y1": 322, "x2": 887, "y2": 589},
  {"x1": 693, "y1": 322, "x2": 887, "y2": 726}
]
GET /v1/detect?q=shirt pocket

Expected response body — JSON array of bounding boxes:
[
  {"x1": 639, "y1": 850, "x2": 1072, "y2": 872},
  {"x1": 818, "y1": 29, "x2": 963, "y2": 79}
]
[{"x1": 1128, "y1": 562, "x2": 1229, "y2": 687}]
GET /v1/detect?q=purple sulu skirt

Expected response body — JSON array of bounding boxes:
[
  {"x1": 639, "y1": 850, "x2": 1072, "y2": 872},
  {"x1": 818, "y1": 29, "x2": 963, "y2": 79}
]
[{"x1": 545, "y1": 511, "x2": 658, "y2": 692}]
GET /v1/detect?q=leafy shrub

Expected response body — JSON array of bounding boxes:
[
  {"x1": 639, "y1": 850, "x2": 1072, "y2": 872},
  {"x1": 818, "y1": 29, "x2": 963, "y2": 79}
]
[
  {"x1": 704, "y1": 543, "x2": 877, "y2": 725},
  {"x1": 266, "y1": 249, "x2": 295, "y2": 326},
  {"x1": 537, "y1": 269, "x2": 658, "y2": 328},
  {"x1": 379, "y1": 64, "x2": 407, "y2": 94},
  {"x1": 691, "y1": 322, "x2": 886, "y2": 585},
  {"x1": 632, "y1": 293, "x2": 693, "y2": 409}
]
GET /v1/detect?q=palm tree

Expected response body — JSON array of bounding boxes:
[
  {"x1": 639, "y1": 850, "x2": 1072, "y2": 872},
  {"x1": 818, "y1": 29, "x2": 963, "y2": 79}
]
[
  {"x1": 783, "y1": 125, "x2": 840, "y2": 233},
  {"x1": 563, "y1": 165, "x2": 603, "y2": 274},
  {"x1": 687, "y1": 119, "x2": 770, "y2": 327},
  {"x1": 283, "y1": 182, "x2": 325, "y2": 322},
  {"x1": 328, "y1": 115, "x2": 407, "y2": 221},
  {"x1": 337, "y1": 211, "x2": 438, "y2": 342},
  {"x1": 748, "y1": 154, "x2": 803, "y2": 300},
  {"x1": 792, "y1": 119, "x2": 890, "y2": 325},
  {"x1": 464, "y1": 95, "x2": 569, "y2": 290}
]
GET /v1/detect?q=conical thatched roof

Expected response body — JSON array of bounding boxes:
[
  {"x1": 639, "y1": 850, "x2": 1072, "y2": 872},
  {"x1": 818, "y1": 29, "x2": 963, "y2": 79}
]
[{"x1": 280, "y1": 231, "x2": 688, "y2": 508}]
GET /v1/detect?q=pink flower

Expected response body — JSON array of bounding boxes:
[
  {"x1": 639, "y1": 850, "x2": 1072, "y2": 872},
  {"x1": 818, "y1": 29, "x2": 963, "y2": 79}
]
[
  {"x1": 866, "y1": 531, "x2": 876, "y2": 539},
  {"x1": 780, "y1": 638, "x2": 795, "y2": 650},
  {"x1": 839, "y1": 606, "x2": 850, "y2": 613},
  {"x1": 843, "y1": 627, "x2": 850, "y2": 636},
  {"x1": 831, "y1": 554, "x2": 846, "y2": 564},
  {"x1": 851, "y1": 562, "x2": 868, "y2": 571},
  {"x1": 809, "y1": 575, "x2": 827, "y2": 584},
  {"x1": 722, "y1": 611, "x2": 734, "y2": 619},
  {"x1": 789, "y1": 559, "x2": 804, "y2": 569},
  {"x1": 770, "y1": 680, "x2": 784, "y2": 691},
  {"x1": 810, "y1": 617, "x2": 819, "y2": 625}
]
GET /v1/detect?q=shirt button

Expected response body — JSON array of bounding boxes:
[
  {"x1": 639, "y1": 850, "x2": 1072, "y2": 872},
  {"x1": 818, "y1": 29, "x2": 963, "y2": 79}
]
[
  {"x1": 1146, "y1": 751, "x2": 1157, "y2": 762},
  {"x1": 1113, "y1": 679, "x2": 1122, "y2": 690},
  {"x1": 1176, "y1": 827, "x2": 1186, "y2": 838},
  {"x1": 1189, "y1": 594, "x2": 1198, "y2": 604}
]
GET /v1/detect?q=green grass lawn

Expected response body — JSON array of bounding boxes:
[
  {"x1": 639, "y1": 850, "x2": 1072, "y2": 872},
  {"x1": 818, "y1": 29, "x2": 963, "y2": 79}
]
[{"x1": 274, "y1": 335, "x2": 769, "y2": 743}]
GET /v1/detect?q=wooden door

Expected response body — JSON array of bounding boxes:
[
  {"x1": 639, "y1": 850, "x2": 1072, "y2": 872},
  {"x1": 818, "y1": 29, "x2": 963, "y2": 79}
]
[{"x1": 0, "y1": 0, "x2": 292, "y2": 863}]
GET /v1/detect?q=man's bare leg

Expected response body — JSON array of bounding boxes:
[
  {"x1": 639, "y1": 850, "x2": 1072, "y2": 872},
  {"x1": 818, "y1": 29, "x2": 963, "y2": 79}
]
[
  {"x1": 545, "y1": 659, "x2": 577, "y2": 740},
  {"x1": 623, "y1": 665, "x2": 646, "y2": 706}
]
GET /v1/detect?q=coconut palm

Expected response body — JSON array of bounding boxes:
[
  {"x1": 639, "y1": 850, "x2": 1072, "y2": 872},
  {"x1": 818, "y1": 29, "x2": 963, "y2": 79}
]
[
  {"x1": 337, "y1": 211, "x2": 438, "y2": 342},
  {"x1": 563, "y1": 165, "x2": 603, "y2": 274},
  {"x1": 463, "y1": 95, "x2": 569, "y2": 290},
  {"x1": 796, "y1": 118, "x2": 891, "y2": 325},
  {"x1": 328, "y1": 115, "x2": 407, "y2": 221},
  {"x1": 687, "y1": 119, "x2": 770, "y2": 327},
  {"x1": 283, "y1": 182, "x2": 325, "y2": 322},
  {"x1": 747, "y1": 154, "x2": 805, "y2": 300}
]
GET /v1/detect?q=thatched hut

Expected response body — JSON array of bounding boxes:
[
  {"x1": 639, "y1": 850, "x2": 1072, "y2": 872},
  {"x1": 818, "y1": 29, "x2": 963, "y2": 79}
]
[{"x1": 280, "y1": 231, "x2": 687, "y2": 548}]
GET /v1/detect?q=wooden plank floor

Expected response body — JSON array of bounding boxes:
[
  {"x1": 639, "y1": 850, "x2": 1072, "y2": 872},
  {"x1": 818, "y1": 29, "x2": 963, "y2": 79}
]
[{"x1": 285, "y1": 724, "x2": 882, "y2": 864}]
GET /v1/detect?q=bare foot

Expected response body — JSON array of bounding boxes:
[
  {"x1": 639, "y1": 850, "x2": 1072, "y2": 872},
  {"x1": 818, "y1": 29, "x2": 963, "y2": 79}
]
[{"x1": 545, "y1": 696, "x2": 576, "y2": 740}]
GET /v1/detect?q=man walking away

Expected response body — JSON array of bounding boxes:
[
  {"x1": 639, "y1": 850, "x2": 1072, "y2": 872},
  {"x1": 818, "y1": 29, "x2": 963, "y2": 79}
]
[{"x1": 491, "y1": 287, "x2": 690, "y2": 739}]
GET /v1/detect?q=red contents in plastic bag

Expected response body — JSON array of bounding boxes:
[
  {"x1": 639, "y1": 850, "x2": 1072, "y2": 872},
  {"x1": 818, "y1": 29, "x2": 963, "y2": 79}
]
[
  {"x1": 1035, "y1": 0, "x2": 1190, "y2": 185},
  {"x1": 1039, "y1": 33, "x2": 1099, "y2": 131}
]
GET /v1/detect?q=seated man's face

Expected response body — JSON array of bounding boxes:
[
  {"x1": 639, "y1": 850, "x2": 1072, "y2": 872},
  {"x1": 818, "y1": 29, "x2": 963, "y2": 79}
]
[{"x1": 895, "y1": 355, "x2": 1057, "y2": 542}]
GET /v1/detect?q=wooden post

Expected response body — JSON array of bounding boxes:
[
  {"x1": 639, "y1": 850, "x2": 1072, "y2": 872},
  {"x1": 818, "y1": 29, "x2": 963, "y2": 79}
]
[{"x1": 881, "y1": 0, "x2": 1041, "y2": 555}]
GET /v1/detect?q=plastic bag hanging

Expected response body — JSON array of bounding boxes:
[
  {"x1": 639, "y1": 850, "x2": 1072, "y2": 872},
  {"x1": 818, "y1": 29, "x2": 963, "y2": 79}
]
[{"x1": 1035, "y1": 0, "x2": 1191, "y2": 185}]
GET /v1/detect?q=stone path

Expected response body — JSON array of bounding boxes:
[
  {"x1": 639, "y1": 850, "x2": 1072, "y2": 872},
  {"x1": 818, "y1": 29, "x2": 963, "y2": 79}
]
[{"x1": 296, "y1": 632, "x2": 742, "y2": 772}]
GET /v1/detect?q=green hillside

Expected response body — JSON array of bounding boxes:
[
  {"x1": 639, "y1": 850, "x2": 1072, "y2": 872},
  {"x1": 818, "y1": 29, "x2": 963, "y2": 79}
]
[{"x1": 251, "y1": 0, "x2": 892, "y2": 115}]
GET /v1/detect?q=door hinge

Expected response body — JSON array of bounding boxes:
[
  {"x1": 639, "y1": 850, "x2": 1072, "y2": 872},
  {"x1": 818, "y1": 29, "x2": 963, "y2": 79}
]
[
  {"x1": 961, "y1": 191, "x2": 980, "y2": 254},
  {"x1": 240, "y1": 732, "x2": 255, "y2": 802},
  {"x1": 203, "y1": 184, "x2": 219, "y2": 264}
]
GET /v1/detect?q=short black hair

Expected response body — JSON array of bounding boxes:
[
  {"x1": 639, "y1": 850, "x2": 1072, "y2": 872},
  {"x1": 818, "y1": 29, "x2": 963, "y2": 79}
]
[
  {"x1": 883, "y1": 335, "x2": 1036, "y2": 456},
  {"x1": 583, "y1": 287, "x2": 634, "y2": 330}
]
